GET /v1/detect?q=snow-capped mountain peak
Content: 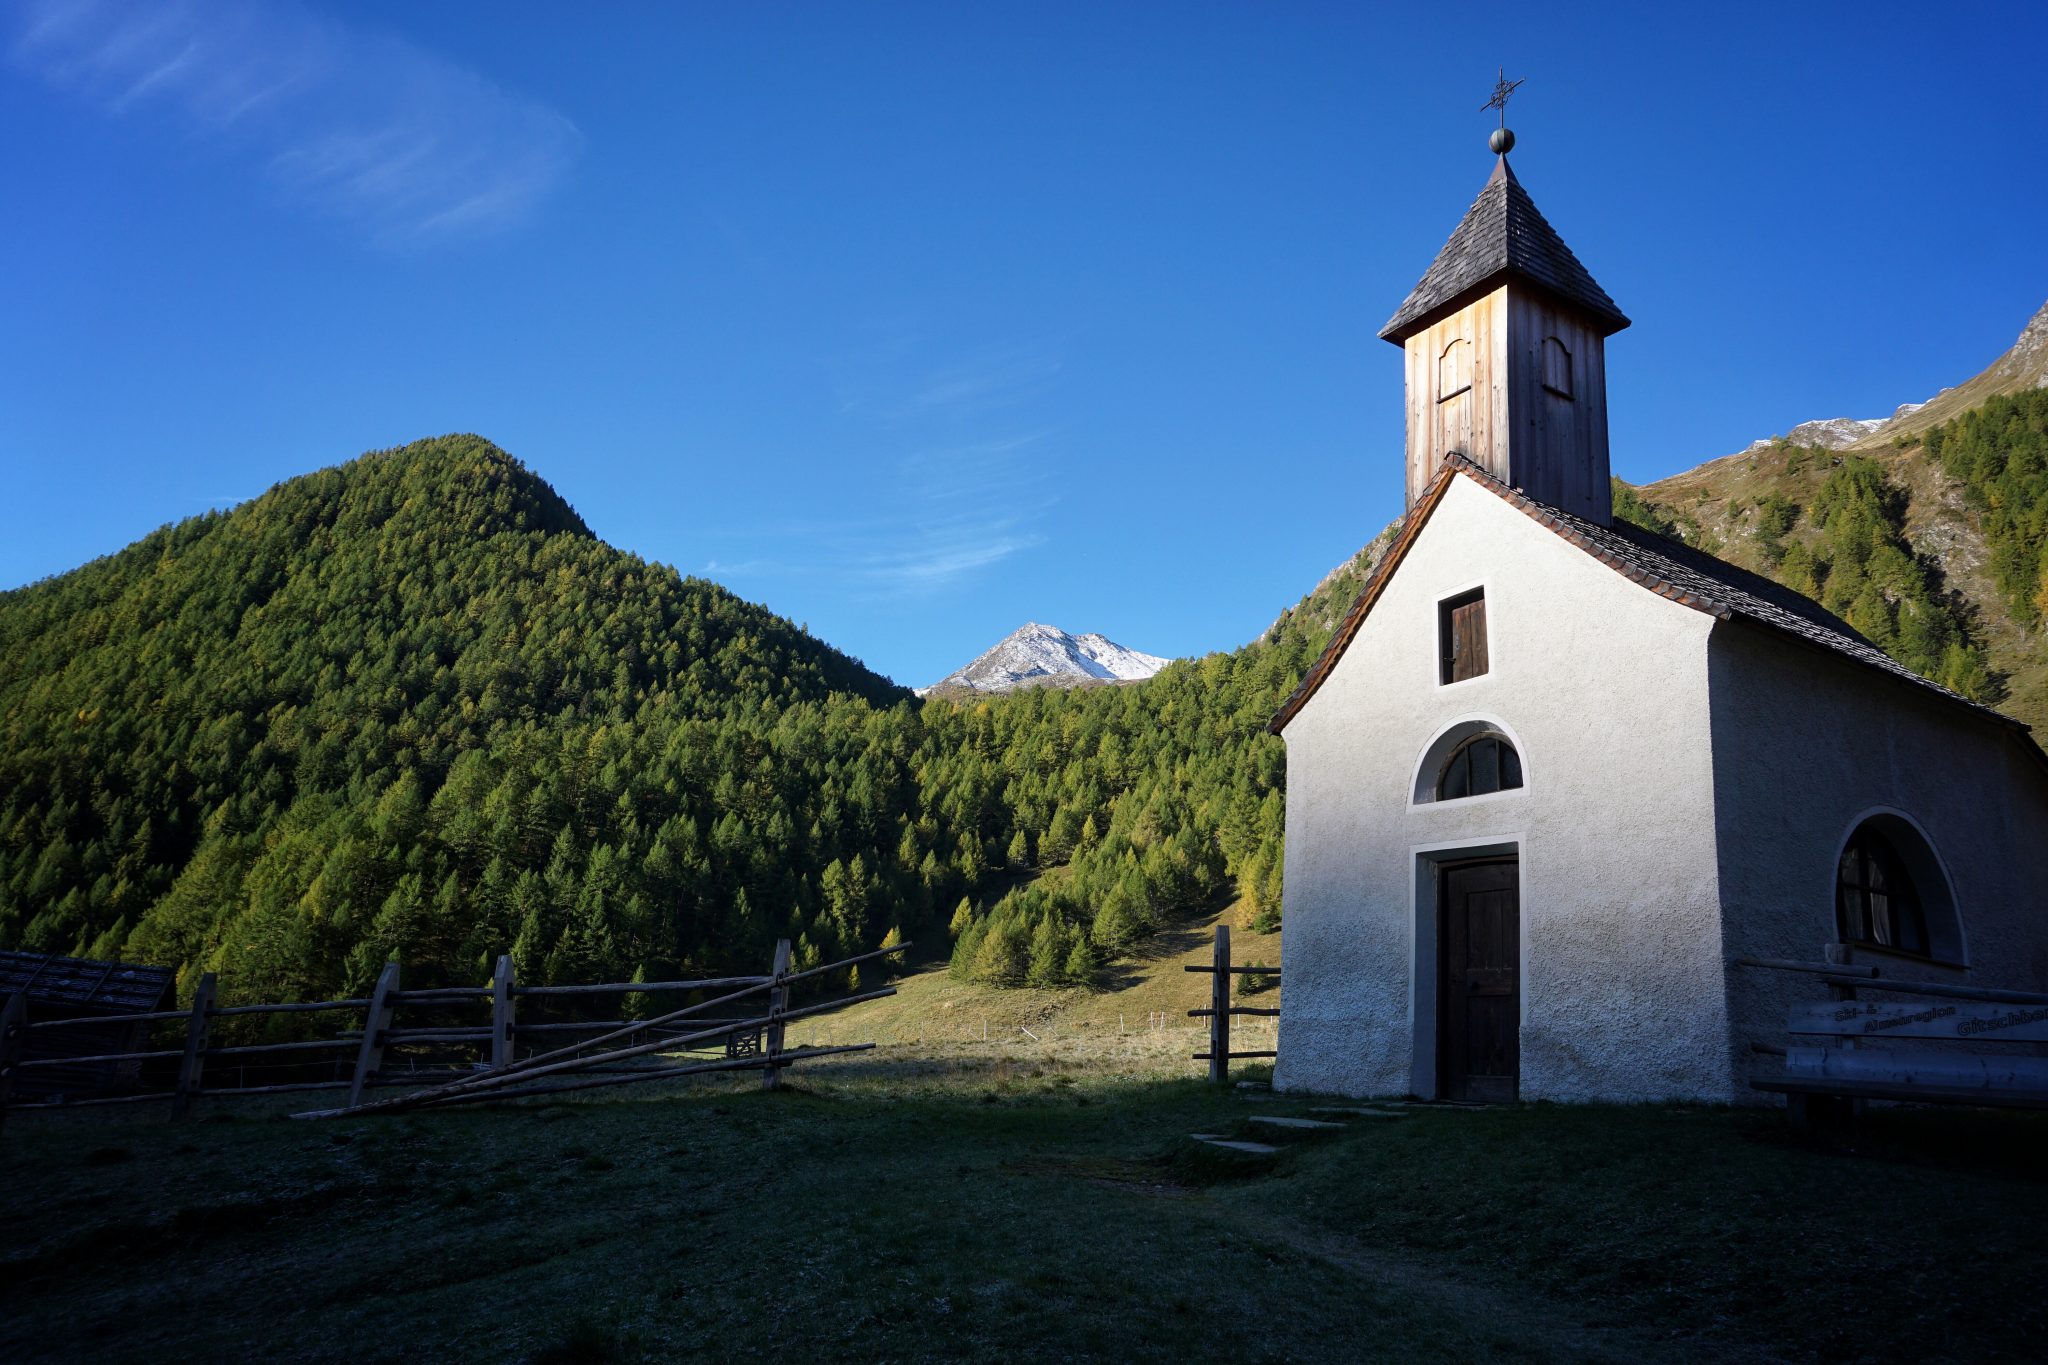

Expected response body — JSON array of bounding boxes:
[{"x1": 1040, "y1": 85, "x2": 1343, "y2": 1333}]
[
  {"x1": 920, "y1": 622, "x2": 1171, "y2": 695},
  {"x1": 1746, "y1": 416, "x2": 1890, "y2": 453}
]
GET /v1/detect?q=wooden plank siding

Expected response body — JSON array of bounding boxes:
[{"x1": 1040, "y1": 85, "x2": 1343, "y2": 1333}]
[
  {"x1": 1505, "y1": 289, "x2": 1610, "y2": 524},
  {"x1": 1402, "y1": 283, "x2": 1611, "y2": 526},
  {"x1": 1405, "y1": 286, "x2": 1510, "y2": 509}
]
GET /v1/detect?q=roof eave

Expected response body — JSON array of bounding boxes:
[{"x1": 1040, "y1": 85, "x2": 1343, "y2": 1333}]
[
  {"x1": 1268, "y1": 456, "x2": 2038, "y2": 767},
  {"x1": 1378, "y1": 273, "x2": 1633, "y2": 347}
]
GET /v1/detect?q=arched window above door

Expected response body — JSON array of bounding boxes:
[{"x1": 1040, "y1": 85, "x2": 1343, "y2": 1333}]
[
  {"x1": 1412, "y1": 719, "x2": 1528, "y2": 806},
  {"x1": 1438, "y1": 733, "x2": 1522, "y2": 801}
]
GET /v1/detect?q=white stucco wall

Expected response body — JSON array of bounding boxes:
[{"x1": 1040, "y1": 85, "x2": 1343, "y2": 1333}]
[
  {"x1": 1706, "y1": 624, "x2": 2048, "y2": 1088},
  {"x1": 1274, "y1": 476, "x2": 1732, "y2": 1102}
]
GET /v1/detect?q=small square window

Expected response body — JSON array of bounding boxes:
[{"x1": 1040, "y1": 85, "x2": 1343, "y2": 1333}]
[{"x1": 1439, "y1": 589, "x2": 1488, "y2": 684}]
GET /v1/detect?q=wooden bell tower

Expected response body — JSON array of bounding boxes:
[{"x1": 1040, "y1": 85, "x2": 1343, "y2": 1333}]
[{"x1": 1380, "y1": 99, "x2": 1629, "y2": 525}]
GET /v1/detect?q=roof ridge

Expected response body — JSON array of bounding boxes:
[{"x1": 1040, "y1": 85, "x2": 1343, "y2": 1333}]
[{"x1": 1270, "y1": 454, "x2": 2032, "y2": 746}]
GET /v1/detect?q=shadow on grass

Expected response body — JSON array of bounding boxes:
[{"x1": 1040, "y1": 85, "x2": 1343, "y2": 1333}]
[
  {"x1": 6, "y1": 1068, "x2": 2047, "y2": 1363},
  {"x1": 1742, "y1": 1100, "x2": 2048, "y2": 1183}
]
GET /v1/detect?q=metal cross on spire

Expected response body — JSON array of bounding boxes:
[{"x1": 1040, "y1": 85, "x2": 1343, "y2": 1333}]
[
  {"x1": 1482, "y1": 67, "x2": 1524, "y2": 127},
  {"x1": 1481, "y1": 67, "x2": 1522, "y2": 155}
]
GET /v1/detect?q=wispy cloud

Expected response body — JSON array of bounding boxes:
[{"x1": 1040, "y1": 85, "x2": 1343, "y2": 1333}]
[
  {"x1": 849, "y1": 434, "x2": 1053, "y2": 594},
  {"x1": 829, "y1": 336, "x2": 1066, "y2": 424},
  {"x1": 703, "y1": 432, "x2": 1055, "y2": 598},
  {"x1": 904, "y1": 347, "x2": 1064, "y2": 417},
  {"x1": 697, "y1": 338, "x2": 1064, "y2": 596},
  {"x1": 9, "y1": 0, "x2": 580, "y2": 246}
]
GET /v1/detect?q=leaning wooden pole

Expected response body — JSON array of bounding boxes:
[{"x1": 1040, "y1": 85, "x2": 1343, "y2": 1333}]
[
  {"x1": 348, "y1": 962, "x2": 400, "y2": 1108},
  {"x1": 762, "y1": 938, "x2": 791, "y2": 1092},
  {"x1": 417, "y1": 1043, "x2": 877, "y2": 1110},
  {"x1": 170, "y1": 973, "x2": 217, "y2": 1120},
  {"x1": 300, "y1": 984, "x2": 899, "y2": 1120}
]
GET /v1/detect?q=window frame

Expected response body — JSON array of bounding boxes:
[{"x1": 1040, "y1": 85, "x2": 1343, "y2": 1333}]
[
  {"x1": 1836, "y1": 825, "x2": 1932, "y2": 959},
  {"x1": 1541, "y1": 335, "x2": 1574, "y2": 400},
  {"x1": 1437, "y1": 336, "x2": 1472, "y2": 404},
  {"x1": 1829, "y1": 812, "x2": 1966, "y2": 968},
  {"x1": 1409, "y1": 716, "x2": 1531, "y2": 810},
  {"x1": 1438, "y1": 588, "x2": 1489, "y2": 686},
  {"x1": 1434, "y1": 733, "x2": 1524, "y2": 803}
]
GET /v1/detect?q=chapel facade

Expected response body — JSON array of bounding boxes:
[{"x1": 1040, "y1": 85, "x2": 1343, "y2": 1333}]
[{"x1": 1268, "y1": 138, "x2": 2048, "y2": 1103}]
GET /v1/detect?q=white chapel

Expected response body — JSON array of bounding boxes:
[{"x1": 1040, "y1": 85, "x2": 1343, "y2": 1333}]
[{"x1": 1268, "y1": 132, "x2": 2048, "y2": 1103}]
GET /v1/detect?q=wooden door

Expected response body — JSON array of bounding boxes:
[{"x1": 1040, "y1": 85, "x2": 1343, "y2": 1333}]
[{"x1": 1439, "y1": 859, "x2": 1519, "y2": 1103}]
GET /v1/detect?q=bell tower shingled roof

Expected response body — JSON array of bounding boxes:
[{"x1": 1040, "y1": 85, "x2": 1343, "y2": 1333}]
[{"x1": 1379, "y1": 157, "x2": 1629, "y2": 345}]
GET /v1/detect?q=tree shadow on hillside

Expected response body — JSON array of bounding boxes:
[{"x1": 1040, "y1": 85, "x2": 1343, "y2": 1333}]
[{"x1": 1095, "y1": 891, "x2": 1239, "y2": 992}]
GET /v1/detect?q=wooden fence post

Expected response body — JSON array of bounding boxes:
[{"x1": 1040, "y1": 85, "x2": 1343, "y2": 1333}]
[
  {"x1": 349, "y1": 961, "x2": 400, "y2": 1108},
  {"x1": 0, "y1": 992, "x2": 28, "y2": 1130},
  {"x1": 171, "y1": 973, "x2": 217, "y2": 1121},
  {"x1": 1817, "y1": 942, "x2": 1861, "y2": 1126},
  {"x1": 1210, "y1": 924, "x2": 1230, "y2": 1085},
  {"x1": 490, "y1": 955, "x2": 516, "y2": 1071},
  {"x1": 762, "y1": 938, "x2": 791, "y2": 1092}
]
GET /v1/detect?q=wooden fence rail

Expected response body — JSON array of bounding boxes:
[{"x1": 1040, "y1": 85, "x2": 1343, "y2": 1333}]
[
  {"x1": 1183, "y1": 925, "x2": 1282, "y2": 1082},
  {"x1": 0, "y1": 938, "x2": 907, "y2": 1126}
]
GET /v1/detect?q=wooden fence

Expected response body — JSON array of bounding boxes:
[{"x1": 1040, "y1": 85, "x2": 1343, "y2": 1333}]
[
  {"x1": 1185, "y1": 925, "x2": 1280, "y2": 1083},
  {"x1": 1737, "y1": 946, "x2": 2048, "y2": 1123},
  {"x1": 0, "y1": 939, "x2": 906, "y2": 1127}
]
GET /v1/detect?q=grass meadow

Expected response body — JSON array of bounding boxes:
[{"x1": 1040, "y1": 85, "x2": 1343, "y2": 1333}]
[{"x1": 4, "y1": 1040, "x2": 2045, "y2": 1364}]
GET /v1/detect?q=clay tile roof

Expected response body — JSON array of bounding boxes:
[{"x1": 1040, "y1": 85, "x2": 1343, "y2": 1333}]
[
  {"x1": 1269, "y1": 456, "x2": 2030, "y2": 740},
  {"x1": 1379, "y1": 158, "x2": 1630, "y2": 344}
]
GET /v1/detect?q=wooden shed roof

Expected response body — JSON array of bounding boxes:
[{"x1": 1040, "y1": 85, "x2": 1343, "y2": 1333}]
[
  {"x1": 1379, "y1": 158, "x2": 1630, "y2": 344},
  {"x1": 1268, "y1": 455, "x2": 2036, "y2": 747},
  {"x1": 0, "y1": 951, "x2": 173, "y2": 1014}
]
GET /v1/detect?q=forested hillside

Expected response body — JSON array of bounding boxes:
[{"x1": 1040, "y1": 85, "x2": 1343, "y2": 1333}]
[
  {"x1": 7, "y1": 380, "x2": 2042, "y2": 1004},
  {"x1": 0, "y1": 437, "x2": 909, "y2": 998},
  {"x1": 0, "y1": 435, "x2": 1390, "y2": 1003}
]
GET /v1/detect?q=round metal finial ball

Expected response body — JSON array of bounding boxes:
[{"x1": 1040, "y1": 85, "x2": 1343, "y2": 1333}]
[{"x1": 1490, "y1": 127, "x2": 1516, "y2": 155}]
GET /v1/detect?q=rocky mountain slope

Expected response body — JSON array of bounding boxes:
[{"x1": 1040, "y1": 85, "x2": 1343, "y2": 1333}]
[
  {"x1": 1635, "y1": 298, "x2": 2048, "y2": 726},
  {"x1": 1658, "y1": 299, "x2": 2048, "y2": 483},
  {"x1": 922, "y1": 622, "x2": 1169, "y2": 696}
]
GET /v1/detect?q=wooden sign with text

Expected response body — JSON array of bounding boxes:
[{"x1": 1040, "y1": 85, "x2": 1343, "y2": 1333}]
[{"x1": 1788, "y1": 999, "x2": 2048, "y2": 1043}]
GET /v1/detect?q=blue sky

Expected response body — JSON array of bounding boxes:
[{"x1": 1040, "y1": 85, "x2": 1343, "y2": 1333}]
[{"x1": 3, "y1": 1, "x2": 2044, "y2": 687}]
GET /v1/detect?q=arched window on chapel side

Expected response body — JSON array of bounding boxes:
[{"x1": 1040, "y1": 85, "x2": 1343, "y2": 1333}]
[{"x1": 1836, "y1": 823, "x2": 1931, "y2": 957}]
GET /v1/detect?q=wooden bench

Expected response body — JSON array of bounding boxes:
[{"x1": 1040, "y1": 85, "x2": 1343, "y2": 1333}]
[{"x1": 1738, "y1": 955, "x2": 2048, "y2": 1120}]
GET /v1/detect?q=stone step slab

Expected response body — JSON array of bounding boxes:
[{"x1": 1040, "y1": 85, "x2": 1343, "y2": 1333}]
[{"x1": 1189, "y1": 1134, "x2": 1282, "y2": 1155}]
